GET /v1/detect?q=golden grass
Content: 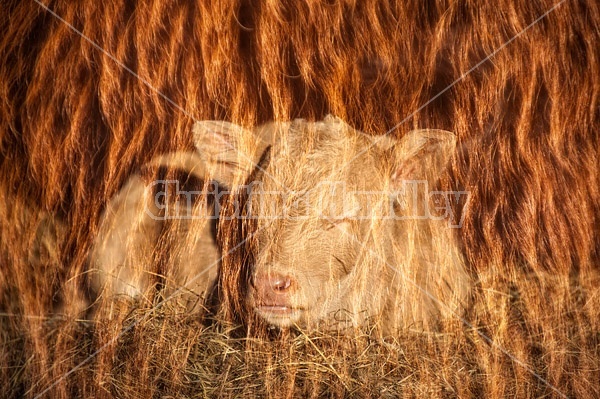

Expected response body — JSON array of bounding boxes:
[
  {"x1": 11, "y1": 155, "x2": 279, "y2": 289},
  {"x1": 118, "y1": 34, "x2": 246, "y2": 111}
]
[{"x1": 2, "y1": 268, "x2": 598, "y2": 398}]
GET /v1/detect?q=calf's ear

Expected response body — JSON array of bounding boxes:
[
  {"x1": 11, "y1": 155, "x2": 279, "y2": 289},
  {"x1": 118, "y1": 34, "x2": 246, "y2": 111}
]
[
  {"x1": 388, "y1": 129, "x2": 456, "y2": 188},
  {"x1": 149, "y1": 121, "x2": 271, "y2": 188},
  {"x1": 192, "y1": 121, "x2": 271, "y2": 187}
]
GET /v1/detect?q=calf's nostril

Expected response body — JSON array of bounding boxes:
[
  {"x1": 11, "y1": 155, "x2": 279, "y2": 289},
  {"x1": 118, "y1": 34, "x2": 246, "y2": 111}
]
[
  {"x1": 253, "y1": 273, "x2": 295, "y2": 297},
  {"x1": 272, "y1": 276, "x2": 291, "y2": 291}
]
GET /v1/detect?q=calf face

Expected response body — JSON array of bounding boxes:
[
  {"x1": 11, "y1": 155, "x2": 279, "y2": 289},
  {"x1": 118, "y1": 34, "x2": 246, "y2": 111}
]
[{"x1": 190, "y1": 115, "x2": 471, "y2": 332}]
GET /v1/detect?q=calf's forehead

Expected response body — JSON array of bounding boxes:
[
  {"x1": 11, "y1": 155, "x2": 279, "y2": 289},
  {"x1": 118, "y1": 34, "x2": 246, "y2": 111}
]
[
  {"x1": 261, "y1": 121, "x2": 383, "y2": 191},
  {"x1": 247, "y1": 120, "x2": 389, "y2": 229}
]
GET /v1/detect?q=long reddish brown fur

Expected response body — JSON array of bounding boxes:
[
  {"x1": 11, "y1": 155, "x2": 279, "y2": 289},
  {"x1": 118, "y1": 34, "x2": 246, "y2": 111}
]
[{"x1": 1, "y1": 0, "x2": 598, "y2": 398}]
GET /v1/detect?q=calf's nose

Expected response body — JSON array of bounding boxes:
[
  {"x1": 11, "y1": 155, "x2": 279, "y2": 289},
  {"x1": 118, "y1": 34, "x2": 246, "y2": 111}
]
[
  {"x1": 270, "y1": 274, "x2": 292, "y2": 291},
  {"x1": 253, "y1": 273, "x2": 295, "y2": 301}
]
